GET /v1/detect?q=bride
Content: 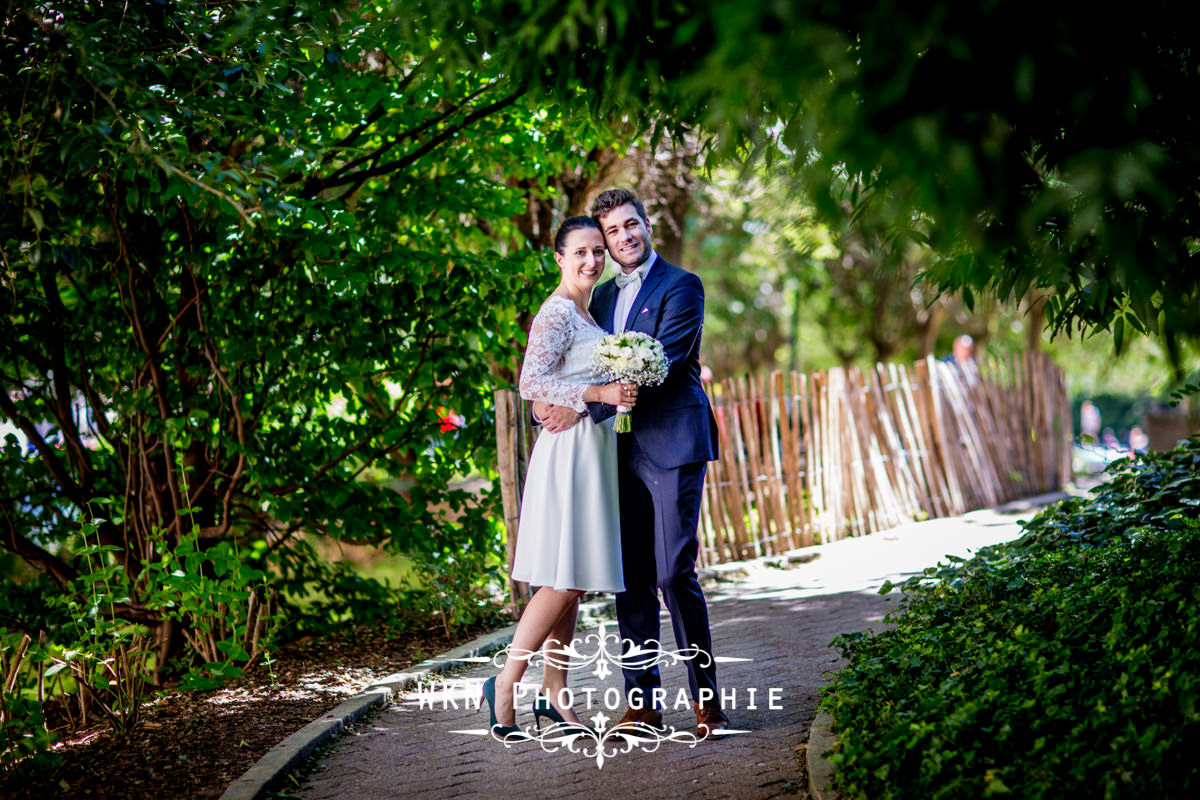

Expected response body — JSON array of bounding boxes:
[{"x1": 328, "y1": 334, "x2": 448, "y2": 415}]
[{"x1": 481, "y1": 216, "x2": 637, "y2": 736}]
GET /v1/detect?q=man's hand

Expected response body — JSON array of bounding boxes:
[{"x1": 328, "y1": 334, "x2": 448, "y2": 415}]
[{"x1": 534, "y1": 401, "x2": 583, "y2": 434}]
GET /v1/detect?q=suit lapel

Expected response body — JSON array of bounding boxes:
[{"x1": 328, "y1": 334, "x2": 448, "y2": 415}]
[
  {"x1": 627, "y1": 260, "x2": 668, "y2": 333},
  {"x1": 590, "y1": 278, "x2": 619, "y2": 333}
]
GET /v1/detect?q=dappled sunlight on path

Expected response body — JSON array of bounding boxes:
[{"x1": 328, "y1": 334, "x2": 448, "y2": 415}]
[{"x1": 296, "y1": 505, "x2": 1038, "y2": 799}]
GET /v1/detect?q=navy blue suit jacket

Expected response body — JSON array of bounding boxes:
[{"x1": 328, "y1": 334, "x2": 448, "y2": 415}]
[{"x1": 588, "y1": 257, "x2": 719, "y2": 469}]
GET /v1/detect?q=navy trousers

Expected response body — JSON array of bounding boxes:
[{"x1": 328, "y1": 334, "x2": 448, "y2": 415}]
[{"x1": 615, "y1": 434, "x2": 718, "y2": 705}]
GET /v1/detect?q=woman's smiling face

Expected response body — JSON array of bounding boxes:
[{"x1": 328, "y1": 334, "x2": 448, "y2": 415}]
[{"x1": 555, "y1": 227, "x2": 607, "y2": 293}]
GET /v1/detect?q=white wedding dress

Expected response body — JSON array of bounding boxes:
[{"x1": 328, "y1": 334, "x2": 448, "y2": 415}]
[{"x1": 511, "y1": 295, "x2": 623, "y2": 592}]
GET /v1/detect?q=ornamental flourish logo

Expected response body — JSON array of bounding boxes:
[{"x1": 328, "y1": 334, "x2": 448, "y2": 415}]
[{"x1": 407, "y1": 624, "x2": 776, "y2": 768}]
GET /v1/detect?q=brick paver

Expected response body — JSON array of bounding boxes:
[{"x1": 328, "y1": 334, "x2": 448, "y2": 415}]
[{"x1": 298, "y1": 505, "x2": 1039, "y2": 800}]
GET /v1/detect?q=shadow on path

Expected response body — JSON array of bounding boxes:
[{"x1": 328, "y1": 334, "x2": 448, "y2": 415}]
[
  {"x1": 296, "y1": 586, "x2": 893, "y2": 800},
  {"x1": 297, "y1": 506, "x2": 1037, "y2": 800}
]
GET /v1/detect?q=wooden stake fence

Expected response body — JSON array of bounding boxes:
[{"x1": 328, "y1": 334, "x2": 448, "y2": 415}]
[{"x1": 494, "y1": 352, "x2": 1072, "y2": 572}]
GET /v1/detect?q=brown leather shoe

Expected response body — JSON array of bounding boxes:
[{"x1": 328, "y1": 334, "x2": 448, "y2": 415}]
[
  {"x1": 615, "y1": 705, "x2": 664, "y2": 737},
  {"x1": 694, "y1": 701, "x2": 730, "y2": 737}
]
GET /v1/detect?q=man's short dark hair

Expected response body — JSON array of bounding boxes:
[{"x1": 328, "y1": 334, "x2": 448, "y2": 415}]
[{"x1": 590, "y1": 189, "x2": 649, "y2": 224}]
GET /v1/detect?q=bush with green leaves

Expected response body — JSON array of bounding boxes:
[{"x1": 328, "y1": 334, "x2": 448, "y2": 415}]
[
  {"x1": 405, "y1": 544, "x2": 508, "y2": 638},
  {"x1": 1, "y1": 632, "x2": 57, "y2": 773},
  {"x1": 823, "y1": 437, "x2": 1200, "y2": 799},
  {"x1": 0, "y1": 0, "x2": 618, "y2": 695},
  {"x1": 0, "y1": 509, "x2": 288, "y2": 768},
  {"x1": 0, "y1": 4, "x2": 640, "y2": 769}
]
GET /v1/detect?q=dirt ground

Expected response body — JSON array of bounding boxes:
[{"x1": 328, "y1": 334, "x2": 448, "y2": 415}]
[{"x1": 2, "y1": 623, "x2": 493, "y2": 800}]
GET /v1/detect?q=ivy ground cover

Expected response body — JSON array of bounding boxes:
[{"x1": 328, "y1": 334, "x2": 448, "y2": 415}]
[{"x1": 823, "y1": 438, "x2": 1200, "y2": 799}]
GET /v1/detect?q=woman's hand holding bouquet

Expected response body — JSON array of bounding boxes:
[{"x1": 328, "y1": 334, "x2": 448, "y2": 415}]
[{"x1": 590, "y1": 332, "x2": 670, "y2": 432}]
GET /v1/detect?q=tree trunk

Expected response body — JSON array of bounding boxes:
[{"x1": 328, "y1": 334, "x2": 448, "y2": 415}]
[
  {"x1": 915, "y1": 302, "x2": 947, "y2": 358},
  {"x1": 1025, "y1": 292, "x2": 1048, "y2": 352}
]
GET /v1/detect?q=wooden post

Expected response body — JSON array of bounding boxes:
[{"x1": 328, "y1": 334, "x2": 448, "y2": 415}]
[
  {"x1": 721, "y1": 377, "x2": 754, "y2": 559},
  {"x1": 917, "y1": 357, "x2": 965, "y2": 514},
  {"x1": 493, "y1": 389, "x2": 528, "y2": 615},
  {"x1": 735, "y1": 374, "x2": 769, "y2": 557},
  {"x1": 797, "y1": 372, "x2": 817, "y2": 547},
  {"x1": 813, "y1": 369, "x2": 835, "y2": 540},
  {"x1": 874, "y1": 363, "x2": 923, "y2": 520},
  {"x1": 775, "y1": 370, "x2": 802, "y2": 551}
]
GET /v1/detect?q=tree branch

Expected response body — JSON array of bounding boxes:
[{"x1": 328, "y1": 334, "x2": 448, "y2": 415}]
[
  {"x1": 134, "y1": 404, "x2": 169, "y2": 535},
  {"x1": 120, "y1": 262, "x2": 186, "y2": 533},
  {"x1": 37, "y1": 264, "x2": 96, "y2": 491},
  {"x1": 0, "y1": 499, "x2": 77, "y2": 588},
  {"x1": 312, "y1": 78, "x2": 500, "y2": 192},
  {"x1": 86, "y1": 76, "x2": 252, "y2": 225},
  {"x1": 191, "y1": 271, "x2": 248, "y2": 540},
  {"x1": 304, "y1": 86, "x2": 526, "y2": 197},
  {"x1": 106, "y1": 602, "x2": 164, "y2": 624},
  {"x1": 268, "y1": 324, "x2": 438, "y2": 497},
  {"x1": 301, "y1": 51, "x2": 434, "y2": 178},
  {"x1": 78, "y1": 353, "x2": 113, "y2": 442},
  {"x1": 0, "y1": 390, "x2": 85, "y2": 504}
]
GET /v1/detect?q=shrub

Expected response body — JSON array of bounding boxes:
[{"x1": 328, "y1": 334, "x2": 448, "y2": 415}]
[
  {"x1": 822, "y1": 437, "x2": 1200, "y2": 800},
  {"x1": 0, "y1": 514, "x2": 284, "y2": 768},
  {"x1": 1, "y1": 634, "x2": 58, "y2": 773}
]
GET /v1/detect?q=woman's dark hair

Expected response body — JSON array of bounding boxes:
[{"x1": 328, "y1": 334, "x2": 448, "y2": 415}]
[{"x1": 553, "y1": 216, "x2": 602, "y2": 254}]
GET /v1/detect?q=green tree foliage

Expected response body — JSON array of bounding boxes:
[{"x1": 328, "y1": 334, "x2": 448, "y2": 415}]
[
  {"x1": 0, "y1": 0, "x2": 612, "y2": 681},
  {"x1": 687, "y1": 165, "x2": 1028, "y2": 377},
  {"x1": 422, "y1": 0, "x2": 1199, "y2": 363}
]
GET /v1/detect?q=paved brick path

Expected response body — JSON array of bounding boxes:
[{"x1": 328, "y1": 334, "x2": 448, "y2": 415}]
[{"x1": 298, "y1": 505, "x2": 1042, "y2": 800}]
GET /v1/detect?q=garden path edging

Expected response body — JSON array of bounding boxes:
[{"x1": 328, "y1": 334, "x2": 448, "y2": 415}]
[
  {"x1": 807, "y1": 709, "x2": 839, "y2": 800},
  {"x1": 217, "y1": 623, "x2": 518, "y2": 800},
  {"x1": 218, "y1": 597, "x2": 616, "y2": 800}
]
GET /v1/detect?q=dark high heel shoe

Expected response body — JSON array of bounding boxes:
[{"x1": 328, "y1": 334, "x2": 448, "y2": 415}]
[
  {"x1": 481, "y1": 676, "x2": 522, "y2": 738},
  {"x1": 532, "y1": 691, "x2": 567, "y2": 729},
  {"x1": 534, "y1": 691, "x2": 594, "y2": 735}
]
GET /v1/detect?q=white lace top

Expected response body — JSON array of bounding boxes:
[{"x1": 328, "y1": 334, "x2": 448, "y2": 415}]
[{"x1": 519, "y1": 295, "x2": 608, "y2": 412}]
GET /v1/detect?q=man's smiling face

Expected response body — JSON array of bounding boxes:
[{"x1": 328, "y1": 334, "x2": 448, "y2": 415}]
[{"x1": 598, "y1": 202, "x2": 653, "y2": 271}]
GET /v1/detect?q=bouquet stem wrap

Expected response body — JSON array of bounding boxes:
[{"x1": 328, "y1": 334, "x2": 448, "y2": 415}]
[{"x1": 591, "y1": 332, "x2": 670, "y2": 434}]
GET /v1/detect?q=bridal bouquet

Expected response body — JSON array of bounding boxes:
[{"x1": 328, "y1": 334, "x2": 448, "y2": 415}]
[{"x1": 590, "y1": 331, "x2": 670, "y2": 432}]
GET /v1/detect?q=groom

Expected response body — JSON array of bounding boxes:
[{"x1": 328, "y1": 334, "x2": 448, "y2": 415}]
[{"x1": 534, "y1": 188, "x2": 728, "y2": 736}]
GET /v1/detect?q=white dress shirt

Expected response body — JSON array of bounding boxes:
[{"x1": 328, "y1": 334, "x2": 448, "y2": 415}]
[{"x1": 613, "y1": 252, "x2": 657, "y2": 332}]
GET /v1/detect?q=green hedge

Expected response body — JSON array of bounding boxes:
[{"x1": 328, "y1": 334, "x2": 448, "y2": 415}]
[{"x1": 822, "y1": 438, "x2": 1200, "y2": 799}]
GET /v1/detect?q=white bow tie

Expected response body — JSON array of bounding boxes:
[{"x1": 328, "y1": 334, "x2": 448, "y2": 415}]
[{"x1": 615, "y1": 271, "x2": 642, "y2": 289}]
